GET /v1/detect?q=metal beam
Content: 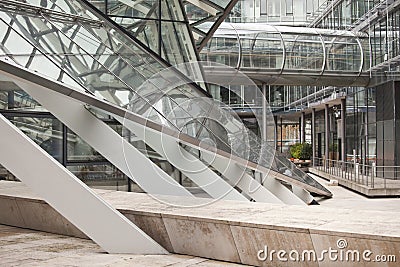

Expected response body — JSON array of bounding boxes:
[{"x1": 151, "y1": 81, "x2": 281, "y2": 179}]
[
  {"x1": 197, "y1": 0, "x2": 239, "y2": 51},
  {"x1": 260, "y1": 173, "x2": 306, "y2": 205},
  {"x1": 201, "y1": 154, "x2": 285, "y2": 204},
  {"x1": 186, "y1": 0, "x2": 219, "y2": 15},
  {"x1": 325, "y1": 104, "x2": 330, "y2": 165},
  {"x1": 0, "y1": 113, "x2": 167, "y2": 254},
  {"x1": 12, "y1": 79, "x2": 193, "y2": 198},
  {"x1": 117, "y1": 116, "x2": 249, "y2": 201},
  {"x1": 0, "y1": 59, "x2": 332, "y2": 198}
]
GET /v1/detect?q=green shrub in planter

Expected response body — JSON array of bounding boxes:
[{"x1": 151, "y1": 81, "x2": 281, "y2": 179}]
[
  {"x1": 300, "y1": 142, "x2": 312, "y2": 160},
  {"x1": 290, "y1": 142, "x2": 312, "y2": 160},
  {"x1": 290, "y1": 143, "x2": 303, "y2": 159}
]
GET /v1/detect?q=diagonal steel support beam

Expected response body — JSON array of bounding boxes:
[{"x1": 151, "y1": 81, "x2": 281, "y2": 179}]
[
  {"x1": 117, "y1": 116, "x2": 249, "y2": 201},
  {"x1": 0, "y1": 113, "x2": 167, "y2": 254},
  {"x1": 260, "y1": 172, "x2": 309, "y2": 205},
  {"x1": 200, "y1": 153, "x2": 285, "y2": 204},
  {"x1": 0, "y1": 58, "x2": 331, "y2": 199},
  {"x1": 6, "y1": 75, "x2": 193, "y2": 198},
  {"x1": 119, "y1": 114, "x2": 310, "y2": 205},
  {"x1": 197, "y1": 0, "x2": 239, "y2": 51}
]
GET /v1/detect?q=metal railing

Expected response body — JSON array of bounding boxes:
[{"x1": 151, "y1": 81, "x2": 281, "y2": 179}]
[{"x1": 313, "y1": 157, "x2": 400, "y2": 189}]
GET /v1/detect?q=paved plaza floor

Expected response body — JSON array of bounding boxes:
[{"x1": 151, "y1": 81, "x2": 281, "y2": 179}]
[
  {"x1": 0, "y1": 224, "x2": 246, "y2": 267},
  {"x1": 1, "y1": 175, "x2": 400, "y2": 266},
  {"x1": 311, "y1": 174, "x2": 400, "y2": 212}
]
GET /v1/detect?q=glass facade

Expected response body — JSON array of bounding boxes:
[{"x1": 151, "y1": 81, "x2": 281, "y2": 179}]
[
  {"x1": 345, "y1": 87, "x2": 376, "y2": 164},
  {"x1": 0, "y1": 96, "x2": 129, "y2": 189},
  {"x1": 370, "y1": 8, "x2": 400, "y2": 68},
  {"x1": 4, "y1": 0, "x2": 400, "y2": 195},
  {"x1": 317, "y1": 0, "x2": 381, "y2": 29},
  {"x1": 87, "y1": 0, "x2": 199, "y2": 67},
  {"x1": 0, "y1": 0, "x2": 207, "y2": 190},
  {"x1": 231, "y1": 0, "x2": 324, "y2": 24},
  {"x1": 202, "y1": 0, "x2": 400, "y2": 173},
  {"x1": 0, "y1": 0, "x2": 331, "y2": 196},
  {"x1": 182, "y1": 0, "x2": 238, "y2": 49}
]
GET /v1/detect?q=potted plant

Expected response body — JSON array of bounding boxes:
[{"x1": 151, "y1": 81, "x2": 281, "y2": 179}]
[
  {"x1": 301, "y1": 143, "x2": 312, "y2": 163},
  {"x1": 290, "y1": 143, "x2": 312, "y2": 164},
  {"x1": 289, "y1": 143, "x2": 303, "y2": 163}
]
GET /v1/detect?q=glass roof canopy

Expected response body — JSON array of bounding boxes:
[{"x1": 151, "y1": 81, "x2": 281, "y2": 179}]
[
  {"x1": 0, "y1": 0, "x2": 331, "y2": 197},
  {"x1": 200, "y1": 22, "x2": 371, "y2": 81},
  {"x1": 0, "y1": 0, "x2": 208, "y2": 106},
  {"x1": 85, "y1": 0, "x2": 199, "y2": 67},
  {"x1": 84, "y1": 0, "x2": 240, "y2": 63},
  {"x1": 183, "y1": 0, "x2": 239, "y2": 50}
]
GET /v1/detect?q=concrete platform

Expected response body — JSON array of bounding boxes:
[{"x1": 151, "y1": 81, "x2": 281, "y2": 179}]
[
  {"x1": 309, "y1": 167, "x2": 400, "y2": 196},
  {"x1": 1, "y1": 181, "x2": 400, "y2": 266},
  {"x1": 310, "y1": 174, "x2": 400, "y2": 212},
  {"x1": 0, "y1": 224, "x2": 244, "y2": 266}
]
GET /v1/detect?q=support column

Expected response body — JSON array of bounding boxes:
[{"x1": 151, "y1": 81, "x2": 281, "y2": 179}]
[
  {"x1": 52, "y1": 119, "x2": 63, "y2": 163},
  {"x1": 274, "y1": 115, "x2": 278, "y2": 150},
  {"x1": 62, "y1": 124, "x2": 67, "y2": 166},
  {"x1": 300, "y1": 112, "x2": 305, "y2": 143},
  {"x1": 341, "y1": 98, "x2": 346, "y2": 163},
  {"x1": 299, "y1": 117, "x2": 302, "y2": 143},
  {"x1": 7, "y1": 91, "x2": 14, "y2": 109},
  {"x1": 325, "y1": 104, "x2": 330, "y2": 166},
  {"x1": 262, "y1": 84, "x2": 267, "y2": 142},
  {"x1": 280, "y1": 116, "x2": 283, "y2": 153},
  {"x1": 312, "y1": 108, "x2": 316, "y2": 166}
]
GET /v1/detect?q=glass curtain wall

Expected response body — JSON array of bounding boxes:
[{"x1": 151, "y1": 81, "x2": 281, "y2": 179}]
[
  {"x1": 231, "y1": 0, "x2": 323, "y2": 24},
  {"x1": 371, "y1": 8, "x2": 400, "y2": 67},
  {"x1": 276, "y1": 120, "x2": 300, "y2": 154},
  {"x1": 345, "y1": 87, "x2": 376, "y2": 164},
  {"x1": 313, "y1": 107, "x2": 340, "y2": 160},
  {"x1": 0, "y1": 0, "x2": 193, "y2": 191},
  {"x1": 266, "y1": 85, "x2": 343, "y2": 112},
  {"x1": 317, "y1": 0, "x2": 381, "y2": 30},
  {"x1": 0, "y1": 89, "x2": 129, "y2": 189},
  {"x1": 314, "y1": 1, "x2": 400, "y2": 80},
  {"x1": 87, "y1": 0, "x2": 199, "y2": 66}
]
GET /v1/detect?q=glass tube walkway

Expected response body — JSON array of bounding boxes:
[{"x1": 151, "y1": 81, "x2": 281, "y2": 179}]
[{"x1": 200, "y1": 22, "x2": 372, "y2": 86}]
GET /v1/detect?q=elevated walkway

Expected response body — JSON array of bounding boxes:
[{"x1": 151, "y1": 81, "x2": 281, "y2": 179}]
[{"x1": 200, "y1": 23, "x2": 372, "y2": 86}]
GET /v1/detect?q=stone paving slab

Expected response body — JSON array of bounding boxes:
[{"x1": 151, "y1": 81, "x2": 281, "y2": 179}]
[
  {"x1": 0, "y1": 224, "x2": 246, "y2": 267},
  {"x1": 1, "y1": 181, "x2": 400, "y2": 266},
  {"x1": 309, "y1": 168, "x2": 400, "y2": 196}
]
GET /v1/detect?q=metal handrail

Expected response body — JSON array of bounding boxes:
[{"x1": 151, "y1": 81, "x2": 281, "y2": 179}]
[{"x1": 312, "y1": 157, "x2": 400, "y2": 190}]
